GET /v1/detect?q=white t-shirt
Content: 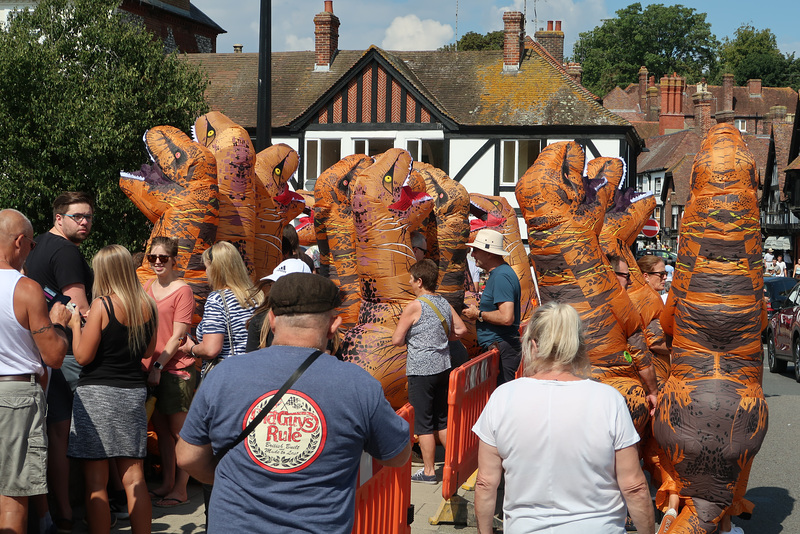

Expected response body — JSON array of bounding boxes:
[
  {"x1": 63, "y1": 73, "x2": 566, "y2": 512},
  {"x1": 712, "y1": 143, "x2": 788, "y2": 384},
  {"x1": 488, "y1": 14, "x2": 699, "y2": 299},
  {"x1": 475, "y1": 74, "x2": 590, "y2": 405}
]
[
  {"x1": 775, "y1": 261, "x2": 787, "y2": 277},
  {"x1": 473, "y1": 378, "x2": 639, "y2": 534}
]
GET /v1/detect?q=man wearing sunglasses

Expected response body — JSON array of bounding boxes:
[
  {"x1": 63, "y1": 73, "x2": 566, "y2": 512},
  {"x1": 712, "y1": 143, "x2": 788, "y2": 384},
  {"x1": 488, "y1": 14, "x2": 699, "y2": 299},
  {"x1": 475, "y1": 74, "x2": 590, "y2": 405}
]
[{"x1": 23, "y1": 191, "x2": 95, "y2": 532}]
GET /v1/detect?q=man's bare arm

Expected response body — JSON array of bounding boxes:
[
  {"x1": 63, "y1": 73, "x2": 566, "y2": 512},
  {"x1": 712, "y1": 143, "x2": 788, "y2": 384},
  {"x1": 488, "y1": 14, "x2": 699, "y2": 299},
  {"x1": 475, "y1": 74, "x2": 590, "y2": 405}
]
[
  {"x1": 18, "y1": 277, "x2": 69, "y2": 368},
  {"x1": 375, "y1": 441, "x2": 411, "y2": 468},
  {"x1": 176, "y1": 438, "x2": 216, "y2": 484},
  {"x1": 62, "y1": 283, "x2": 91, "y2": 316}
]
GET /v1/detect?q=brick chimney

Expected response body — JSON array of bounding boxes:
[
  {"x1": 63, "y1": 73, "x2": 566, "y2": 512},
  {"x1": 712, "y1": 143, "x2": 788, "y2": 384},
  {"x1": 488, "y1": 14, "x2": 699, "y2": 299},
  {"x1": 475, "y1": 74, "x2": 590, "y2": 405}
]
[
  {"x1": 748, "y1": 78, "x2": 762, "y2": 96},
  {"x1": 717, "y1": 73, "x2": 735, "y2": 123},
  {"x1": 693, "y1": 90, "x2": 713, "y2": 139},
  {"x1": 638, "y1": 66, "x2": 648, "y2": 113},
  {"x1": 534, "y1": 20, "x2": 564, "y2": 64},
  {"x1": 502, "y1": 11, "x2": 524, "y2": 72},
  {"x1": 314, "y1": 1, "x2": 339, "y2": 72},
  {"x1": 566, "y1": 62, "x2": 583, "y2": 84},
  {"x1": 771, "y1": 105, "x2": 788, "y2": 122},
  {"x1": 659, "y1": 73, "x2": 685, "y2": 135},
  {"x1": 647, "y1": 77, "x2": 659, "y2": 121}
]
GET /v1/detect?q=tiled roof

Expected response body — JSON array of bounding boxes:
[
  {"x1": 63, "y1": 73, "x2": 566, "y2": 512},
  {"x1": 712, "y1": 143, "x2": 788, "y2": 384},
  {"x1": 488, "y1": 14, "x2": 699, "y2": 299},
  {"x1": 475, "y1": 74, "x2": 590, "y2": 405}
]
[
  {"x1": 638, "y1": 130, "x2": 701, "y2": 173},
  {"x1": 668, "y1": 155, "x2": 694, "y2": 205},
  {"x1": 629, "y1": 121, "x2": 659, "y2": 140},
  {"x1": 184, "y1": 44, "x2": 630, "y2": 130},
  {"x1": 787, "y1": 155, "x2": 800, "y2": 172},
  {"x1": 743, "y1": 134, "x2": 771, "y2": 190}
]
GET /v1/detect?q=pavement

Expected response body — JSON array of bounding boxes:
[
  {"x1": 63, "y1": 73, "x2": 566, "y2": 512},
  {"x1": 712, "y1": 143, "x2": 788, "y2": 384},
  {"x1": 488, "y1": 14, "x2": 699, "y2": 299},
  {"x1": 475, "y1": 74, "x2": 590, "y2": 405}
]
[{"x1": 65, "y1": 448, "x2": 481, "y2": 534}]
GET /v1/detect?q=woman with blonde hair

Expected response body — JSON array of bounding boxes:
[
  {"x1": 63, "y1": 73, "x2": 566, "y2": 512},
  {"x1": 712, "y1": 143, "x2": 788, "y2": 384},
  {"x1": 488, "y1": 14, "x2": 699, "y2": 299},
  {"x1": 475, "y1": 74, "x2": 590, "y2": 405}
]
[
  {"x1": 68, "y1": 245, "x2": 157, "y2": 534},
  {"x1": 183, "y1": 241, "x2": 261, "y2": 375},
  {"x1": 473, "y1": 302, "x2": 655, "y2": 534},
  {"x1": 142, "y1": 237, "x2": 195, "y2": 507}
]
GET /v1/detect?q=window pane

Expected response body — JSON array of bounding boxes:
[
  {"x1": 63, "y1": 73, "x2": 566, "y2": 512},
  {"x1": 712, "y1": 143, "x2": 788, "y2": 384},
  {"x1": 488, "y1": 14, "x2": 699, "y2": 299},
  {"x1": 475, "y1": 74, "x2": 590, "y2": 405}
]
[
  {"x1": 407, "y1": 139, "x2": 420, "y2": 161},
  {"x1": 306, "y1": 140, "x2": 319, "y2": 182},
  {"x1": 354, "y1": 139, "x2": 366, "y2": 154},
  {"x1": 421, "y1": 140, "x2": 444, "y2": 167},
  {"x1": 320, "y1": 140, "x2": 341, "y2": 176},
  {"x1": 368, "y1": 138, "x2": 394, "y2": 156},
  {"x1": 502, "y1": 140, "x2": 516, "y2": 184}
]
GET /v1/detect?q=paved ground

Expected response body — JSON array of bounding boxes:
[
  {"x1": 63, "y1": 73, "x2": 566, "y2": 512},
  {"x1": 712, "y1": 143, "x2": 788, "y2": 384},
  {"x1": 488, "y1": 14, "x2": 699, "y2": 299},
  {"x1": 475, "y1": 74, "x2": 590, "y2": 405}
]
[{"x1": 66, "y1": 352, "x2": 796, "y2": 533}]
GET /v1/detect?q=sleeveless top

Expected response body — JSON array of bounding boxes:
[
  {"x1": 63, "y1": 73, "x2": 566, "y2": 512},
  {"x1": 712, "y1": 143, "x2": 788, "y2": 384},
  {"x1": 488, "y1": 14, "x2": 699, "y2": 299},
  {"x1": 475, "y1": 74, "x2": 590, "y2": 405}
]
[
  {"x1": 406, "y1": 293, "x2": 452, "y2": 376},
  {"x1": 0, "y1": 270, "x2": 43, "y2": 376},
  {"x1": 78, "y1": 296, "x2": 155, "y2": 388}
]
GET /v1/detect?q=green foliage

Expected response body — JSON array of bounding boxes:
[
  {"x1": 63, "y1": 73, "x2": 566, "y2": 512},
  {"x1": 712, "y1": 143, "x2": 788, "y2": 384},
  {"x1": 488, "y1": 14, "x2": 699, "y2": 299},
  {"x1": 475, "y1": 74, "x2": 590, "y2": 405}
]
[
  {"x1": 572, "y1": 3, "x2": 718, "y2": 96},
  {"x1": 0, "y1": 0, "x2": 208, "y2": 256},
  {"x1": 438, "y1": 30, "x2": 504, "y2": 52},
  {"x1": 714, "y1": 24, "x2": 799, "y2": 89}
]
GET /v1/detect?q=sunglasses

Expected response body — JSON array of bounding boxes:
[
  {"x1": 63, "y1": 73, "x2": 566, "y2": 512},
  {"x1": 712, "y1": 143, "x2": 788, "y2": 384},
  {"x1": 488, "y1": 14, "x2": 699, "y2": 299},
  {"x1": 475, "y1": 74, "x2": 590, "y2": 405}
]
[
  {"x1": 614, "y1": 271, "x2": 631, "y2": 282},
  {"x1": 147, "y1": 254, "x2": 171, "y2": 264},
  {"x1": 20, "y1": 235, "x2": 37, "y2": 250},
  {"x1": 645, "y1": 271, "x2": 668, "y2": 278}
]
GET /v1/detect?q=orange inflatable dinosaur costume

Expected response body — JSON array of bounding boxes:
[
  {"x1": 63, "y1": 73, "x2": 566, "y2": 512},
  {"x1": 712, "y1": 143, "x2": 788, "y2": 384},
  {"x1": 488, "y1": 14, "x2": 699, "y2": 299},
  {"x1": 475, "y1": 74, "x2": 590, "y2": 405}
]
[
  {"x1": 654, "y1": 123, "x2": 768, "y2": 534},
  {"x1": 339, "y1": 149, "x2": 433, "y2": 408},
  {"x1": 516, "y1": 143, "x2": 656, "y2": 434},
  {"x1": 120, "y1": 126, "x2": 219, "y2": 321},
  {"x1": 313, "y1": 154, "x2": 374, "y2": 329}
]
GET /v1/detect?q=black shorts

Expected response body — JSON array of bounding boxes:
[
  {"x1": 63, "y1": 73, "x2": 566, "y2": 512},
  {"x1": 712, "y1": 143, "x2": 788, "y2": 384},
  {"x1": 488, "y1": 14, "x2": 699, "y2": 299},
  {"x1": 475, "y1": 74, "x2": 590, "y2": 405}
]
[{"x1": 408, "y1": 370, "x2": 450, "y2": 435}]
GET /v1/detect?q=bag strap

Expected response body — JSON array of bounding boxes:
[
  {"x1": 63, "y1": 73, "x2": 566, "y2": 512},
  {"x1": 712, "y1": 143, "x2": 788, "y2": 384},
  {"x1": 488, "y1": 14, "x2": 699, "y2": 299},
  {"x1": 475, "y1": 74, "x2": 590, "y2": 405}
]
[
  {"x1": 218, "y1": 289, "x2": 237, "y2": 357},
  {"x1": 418, "y1": 296, "x2": 449, "y2": 338},
  {"x1": 214, "y1": 349, "x2": 324, "y2": 462}
]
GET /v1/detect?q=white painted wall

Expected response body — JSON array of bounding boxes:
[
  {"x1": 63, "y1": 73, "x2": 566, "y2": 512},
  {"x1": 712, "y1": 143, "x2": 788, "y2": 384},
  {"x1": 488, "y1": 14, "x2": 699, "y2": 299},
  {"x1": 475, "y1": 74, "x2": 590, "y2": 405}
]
[{"x1": 449, "y1": 138, "x2": 496, "y2": 196}]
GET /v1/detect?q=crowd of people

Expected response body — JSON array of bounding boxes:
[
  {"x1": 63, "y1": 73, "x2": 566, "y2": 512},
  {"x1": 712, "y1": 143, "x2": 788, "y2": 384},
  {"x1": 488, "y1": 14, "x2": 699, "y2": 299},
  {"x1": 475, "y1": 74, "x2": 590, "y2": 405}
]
[{"x1": 0, "y1": 192, "x2": 744, "y2": 534}]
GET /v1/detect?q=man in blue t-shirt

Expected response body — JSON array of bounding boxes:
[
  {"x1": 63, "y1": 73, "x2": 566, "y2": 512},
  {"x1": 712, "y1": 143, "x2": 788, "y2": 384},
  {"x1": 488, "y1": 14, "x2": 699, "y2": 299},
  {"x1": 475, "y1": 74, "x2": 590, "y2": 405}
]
[
  {"x1": 463, "y1": 228, "x2": 522, "y2": 385},
  {"x1": 177, "y1": 273, "x2": 410, "y2": 534}
]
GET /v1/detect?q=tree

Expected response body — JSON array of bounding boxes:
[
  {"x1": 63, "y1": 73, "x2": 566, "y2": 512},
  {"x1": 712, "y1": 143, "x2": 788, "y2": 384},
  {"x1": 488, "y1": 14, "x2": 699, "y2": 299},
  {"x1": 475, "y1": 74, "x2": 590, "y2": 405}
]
[
  {"x1": 439, "y1": 30, "x2": 504, "y2": 52},
  {"x1": 572, "y1": 3, "x2": 718, "y2": 96},
  {"x1": 0, "y1": 0, "x2": 208, "y2": 256},
  {"x1": 714, "y1": 24, "x2": 796, "y2": 88}
]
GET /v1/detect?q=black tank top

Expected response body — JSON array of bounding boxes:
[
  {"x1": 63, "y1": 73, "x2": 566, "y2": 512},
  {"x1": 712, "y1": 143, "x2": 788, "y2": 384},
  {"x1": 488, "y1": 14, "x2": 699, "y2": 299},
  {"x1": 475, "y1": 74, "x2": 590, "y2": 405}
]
[{"x1": 78, "y1": 296, "x2": 154, "y2": 388}]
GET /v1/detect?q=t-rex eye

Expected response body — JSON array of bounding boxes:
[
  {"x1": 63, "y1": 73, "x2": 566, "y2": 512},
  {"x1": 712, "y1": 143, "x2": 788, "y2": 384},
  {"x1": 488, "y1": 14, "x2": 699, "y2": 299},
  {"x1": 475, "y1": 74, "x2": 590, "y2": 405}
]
[
  {"x1": 207, "y1": 129, "x2": 215, "y2": 138},
  {"x1": 384, "y1": 175, "x2": 392, "y2": 182}
]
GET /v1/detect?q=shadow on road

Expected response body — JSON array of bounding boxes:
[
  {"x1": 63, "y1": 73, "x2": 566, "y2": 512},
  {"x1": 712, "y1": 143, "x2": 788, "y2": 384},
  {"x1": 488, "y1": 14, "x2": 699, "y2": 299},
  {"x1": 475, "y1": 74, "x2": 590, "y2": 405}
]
[{"x1": 740, "y1": 486, "x2": 794, "y2": 533}]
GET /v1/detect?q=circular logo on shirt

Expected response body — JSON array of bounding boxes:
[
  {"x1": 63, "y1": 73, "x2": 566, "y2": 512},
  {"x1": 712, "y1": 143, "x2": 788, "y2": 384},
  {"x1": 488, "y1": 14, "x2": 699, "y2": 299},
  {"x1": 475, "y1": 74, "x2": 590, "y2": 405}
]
[{"x1": 243, "y1": 390, "x2": 327, "y2": 473}]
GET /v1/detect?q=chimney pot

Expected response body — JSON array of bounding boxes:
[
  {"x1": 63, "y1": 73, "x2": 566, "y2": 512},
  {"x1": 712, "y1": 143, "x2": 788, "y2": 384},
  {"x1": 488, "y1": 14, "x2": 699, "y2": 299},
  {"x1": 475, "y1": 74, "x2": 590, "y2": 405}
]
[
  {"x1": 534, "y1": 18, "x2": 564, "y2": 64},
  {"x1": 324, "y1": 0, "x2": 333, "y2": 13},
  {"x1": 547, "y1": 20, "x2": 553, "y2": 31},
  {"x1": 233, "y1": 44, "x2": 243, "y2": 53},
  {"x1": 555, "y1": 21, "x2": 561, "y2": 31}
]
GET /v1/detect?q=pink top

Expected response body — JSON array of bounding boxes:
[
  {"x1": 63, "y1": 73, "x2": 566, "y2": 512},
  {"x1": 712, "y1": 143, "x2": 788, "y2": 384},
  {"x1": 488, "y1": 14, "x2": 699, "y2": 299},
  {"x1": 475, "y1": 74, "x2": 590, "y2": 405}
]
[{"x1": 143, "y1": 280, "x2": 195, "y2": 373}]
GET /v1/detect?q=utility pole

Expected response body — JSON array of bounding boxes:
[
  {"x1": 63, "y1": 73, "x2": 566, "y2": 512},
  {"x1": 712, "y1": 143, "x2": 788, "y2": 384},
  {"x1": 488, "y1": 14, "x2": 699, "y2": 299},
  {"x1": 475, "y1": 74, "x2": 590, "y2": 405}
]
[{"x1": 256, "y1": 0, "x2": 271, "y2": 151}]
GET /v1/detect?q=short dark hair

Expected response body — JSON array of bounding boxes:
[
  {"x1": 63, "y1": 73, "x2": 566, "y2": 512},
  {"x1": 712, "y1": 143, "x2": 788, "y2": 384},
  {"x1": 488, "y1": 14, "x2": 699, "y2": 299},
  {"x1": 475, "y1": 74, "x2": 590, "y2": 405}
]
[
  {"x1": 149, "y1": 236, "x2": 179, "y2": 257},
  {"x1": 282, "y1": 224, "x2": 299, "y2": 256},
  {"x1": 409, "y1": 259, "x2": 439, "y2": 291},
  {"x1": 606, "y1": 254, "x2": 626, "y2": 272},
  {"x1": 53, "y1": 192, "x2": 94, "y2": 221}
]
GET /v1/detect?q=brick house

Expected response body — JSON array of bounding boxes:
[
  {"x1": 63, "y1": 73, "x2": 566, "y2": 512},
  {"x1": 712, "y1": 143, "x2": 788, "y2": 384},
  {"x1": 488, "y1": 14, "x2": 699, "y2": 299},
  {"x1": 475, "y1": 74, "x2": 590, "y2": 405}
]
[
  {"x1": 764, "y1": 102, "x2": 800, "y2": 262},
  {"x1": 605, "y1": 69, "x2": 797, "y2": 251},
  {"x1": 183, "y1": 2, "x2": 642, "y2": 238},
  {"x1": 0, "y1": 0, "x2": 224, "y2": 53}
]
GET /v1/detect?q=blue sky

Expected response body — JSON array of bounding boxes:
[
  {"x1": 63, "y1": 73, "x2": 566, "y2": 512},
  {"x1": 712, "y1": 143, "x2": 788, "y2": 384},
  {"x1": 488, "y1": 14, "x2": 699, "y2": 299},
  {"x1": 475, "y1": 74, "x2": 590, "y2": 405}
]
[{"x1": 192, "y1": 0, "x2": 799, "y2": 60}]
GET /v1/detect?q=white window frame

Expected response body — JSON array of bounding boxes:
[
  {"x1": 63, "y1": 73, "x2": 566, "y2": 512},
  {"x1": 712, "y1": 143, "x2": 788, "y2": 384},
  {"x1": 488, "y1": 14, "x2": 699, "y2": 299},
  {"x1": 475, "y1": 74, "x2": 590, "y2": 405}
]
[{"x1": 735, "y1": 119, "x2": 747, "y2": 132}]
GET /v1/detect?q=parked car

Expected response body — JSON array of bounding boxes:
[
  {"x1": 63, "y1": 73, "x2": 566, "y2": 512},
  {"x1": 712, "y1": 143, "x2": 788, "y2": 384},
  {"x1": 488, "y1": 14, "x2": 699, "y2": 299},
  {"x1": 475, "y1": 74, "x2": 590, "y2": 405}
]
[
  {"x1": 765, "y1": 280, "x2": 800, "y2": 381},
  {"x1": 635, "y1": 249, "x2": 677, "y2": 263},
  {"x1": 764, "y1": 276, "x2": 796, "y2": 318}
]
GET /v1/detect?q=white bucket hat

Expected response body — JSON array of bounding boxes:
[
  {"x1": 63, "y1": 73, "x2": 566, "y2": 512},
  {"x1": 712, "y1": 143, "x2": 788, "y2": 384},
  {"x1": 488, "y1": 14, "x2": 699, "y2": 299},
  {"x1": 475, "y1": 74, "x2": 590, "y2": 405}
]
[
  {"x1": 466, "y1": 228, "x2": 509, "y2": 257},
  {"x1": 262, "y1": 258, "x2": 311, "y2": 282}
]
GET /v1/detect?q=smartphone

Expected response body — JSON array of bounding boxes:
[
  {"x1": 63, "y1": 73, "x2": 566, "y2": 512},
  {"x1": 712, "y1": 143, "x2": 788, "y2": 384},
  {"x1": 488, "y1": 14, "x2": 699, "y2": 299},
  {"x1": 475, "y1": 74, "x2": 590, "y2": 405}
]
[{"x1": 43, "y1": 286, "x2": 71, "y2": 311}]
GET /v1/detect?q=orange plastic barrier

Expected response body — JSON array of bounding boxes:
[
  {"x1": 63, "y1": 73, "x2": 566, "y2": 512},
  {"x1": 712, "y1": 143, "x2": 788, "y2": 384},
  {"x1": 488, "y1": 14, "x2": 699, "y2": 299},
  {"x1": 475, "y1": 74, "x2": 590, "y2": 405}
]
[
  {"x1": 441, "y1": 349, "x2": 500, "y2": 500},
  {"x1": 352, "y1": 403, "x2": 415, "y2": 534}
]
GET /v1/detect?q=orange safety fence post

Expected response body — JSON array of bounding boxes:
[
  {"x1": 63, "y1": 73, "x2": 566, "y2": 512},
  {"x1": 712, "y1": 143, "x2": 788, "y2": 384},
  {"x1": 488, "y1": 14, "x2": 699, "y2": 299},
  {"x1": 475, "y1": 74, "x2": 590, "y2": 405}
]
[
  {"x1": 430, "y1": 348, "x2": 499, "y2": 524},
  {"x1": 352, "y1": 403, "x2": 415, "y2": 534}
]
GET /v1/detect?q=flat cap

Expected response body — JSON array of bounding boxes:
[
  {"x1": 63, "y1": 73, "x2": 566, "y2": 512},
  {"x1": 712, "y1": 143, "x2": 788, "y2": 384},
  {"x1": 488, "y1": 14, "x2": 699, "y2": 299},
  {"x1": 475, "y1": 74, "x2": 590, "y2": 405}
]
[{"x1": 269, "y1": 273, "x2": 341, "y2": 316}]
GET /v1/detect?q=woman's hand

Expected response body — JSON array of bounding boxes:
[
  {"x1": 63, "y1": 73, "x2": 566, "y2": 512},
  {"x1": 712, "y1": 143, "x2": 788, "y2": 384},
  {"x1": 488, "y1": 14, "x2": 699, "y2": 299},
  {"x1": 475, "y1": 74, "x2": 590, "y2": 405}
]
[
  {"x1": 179, "y1": 336, "x2": 196, "y2": 356},
  {"x1": 67, "y1": 305, "x2": 82, "y2": 330},
  {"x1": 147, "y1": 368, "x2": 161, "y2": 386}
]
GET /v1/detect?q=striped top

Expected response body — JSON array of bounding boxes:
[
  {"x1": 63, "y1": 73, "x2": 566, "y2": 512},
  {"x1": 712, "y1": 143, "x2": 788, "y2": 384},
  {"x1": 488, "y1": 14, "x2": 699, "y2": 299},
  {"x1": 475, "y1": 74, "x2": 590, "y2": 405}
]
[{"x1": 197, "y1": 289, "x2": 256, "y2": 361}]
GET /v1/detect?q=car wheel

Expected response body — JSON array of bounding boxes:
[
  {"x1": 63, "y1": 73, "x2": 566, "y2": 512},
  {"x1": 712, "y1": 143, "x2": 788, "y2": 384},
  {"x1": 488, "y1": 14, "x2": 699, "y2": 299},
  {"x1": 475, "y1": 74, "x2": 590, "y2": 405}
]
[
  {"x1": 795, "y1": 337, "x2": 800, "y2": 383},
  {"x1": 768, "y1": 333, "x2": 786, "y2": 373}
]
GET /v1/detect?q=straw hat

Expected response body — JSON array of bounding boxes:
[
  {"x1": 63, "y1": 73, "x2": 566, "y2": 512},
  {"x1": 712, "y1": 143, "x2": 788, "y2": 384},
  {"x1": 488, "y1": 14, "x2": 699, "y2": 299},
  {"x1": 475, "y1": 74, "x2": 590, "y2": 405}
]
[{"x1": 466, "y1": 228, "x2": 509, "y2": 257}]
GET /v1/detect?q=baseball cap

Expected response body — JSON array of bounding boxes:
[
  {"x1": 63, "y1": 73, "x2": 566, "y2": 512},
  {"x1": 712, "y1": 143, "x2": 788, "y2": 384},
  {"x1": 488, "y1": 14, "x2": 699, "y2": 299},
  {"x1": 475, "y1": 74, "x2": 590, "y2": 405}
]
[{"x1": 263, "y1": 258, "x2": 311, "y2": 282}]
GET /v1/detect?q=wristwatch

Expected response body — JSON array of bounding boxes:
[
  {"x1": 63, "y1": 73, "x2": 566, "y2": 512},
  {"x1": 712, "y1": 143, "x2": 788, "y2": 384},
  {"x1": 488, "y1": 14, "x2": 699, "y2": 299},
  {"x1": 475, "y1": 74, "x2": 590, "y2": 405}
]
[
  {"x1": 153, "y1": 361, "x2": 164, "y2": 370},
  {"x1": 189, "y1": 345, "x2": 196, "y2": 358},
  {"x1": 478, "y1": 310, "x2": 484, "y2": 322}
]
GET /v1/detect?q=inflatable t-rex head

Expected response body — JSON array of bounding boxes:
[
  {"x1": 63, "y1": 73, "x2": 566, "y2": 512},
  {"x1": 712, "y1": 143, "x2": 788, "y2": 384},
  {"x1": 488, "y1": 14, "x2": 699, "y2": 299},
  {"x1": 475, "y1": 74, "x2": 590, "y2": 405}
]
[
  {"x1": 654, "y1": 123, "x2": 767, "y2": 534},
  {"x1": 193, "y1": 111, "x2": 257, "y2": 276},
  {"x1": 120, "y1": 125, "x2": 219, "y2": 322},
  {"x1": 340, "y1": 149, "x2": 434, "y2": 408},
  {"x1": 253, "y1": 143, "x2": 303, "y2": 279}
]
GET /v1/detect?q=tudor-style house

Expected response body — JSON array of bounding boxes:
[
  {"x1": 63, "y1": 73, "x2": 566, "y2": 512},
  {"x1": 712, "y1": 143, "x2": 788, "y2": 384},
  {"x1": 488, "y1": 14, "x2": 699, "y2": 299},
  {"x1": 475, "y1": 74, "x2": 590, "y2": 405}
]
[{"x1": 184, "y1": 2, "x2": 642, "y2": 236}]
